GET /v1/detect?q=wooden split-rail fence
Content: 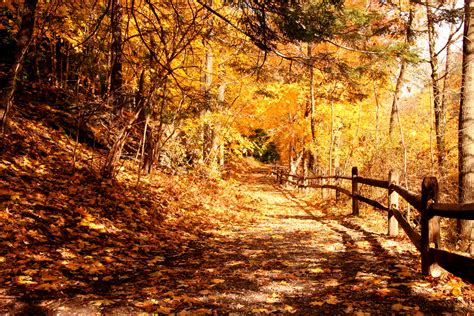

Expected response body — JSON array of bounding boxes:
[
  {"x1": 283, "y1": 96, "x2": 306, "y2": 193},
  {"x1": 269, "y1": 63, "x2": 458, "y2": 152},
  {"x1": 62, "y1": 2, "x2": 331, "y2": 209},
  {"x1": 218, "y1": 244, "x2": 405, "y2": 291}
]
[{"x1": 271, "y1": 166, "x2": 474, "y2": 283}]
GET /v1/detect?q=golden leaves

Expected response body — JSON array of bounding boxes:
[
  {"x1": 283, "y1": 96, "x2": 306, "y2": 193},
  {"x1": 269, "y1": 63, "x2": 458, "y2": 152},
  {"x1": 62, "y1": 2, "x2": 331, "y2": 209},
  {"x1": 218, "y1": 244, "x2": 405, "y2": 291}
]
[
  {"x1": 16, "y1": 275, "x2": 37, "y2": 285},
  {"x1": 225, "y1": 260, "x2": 245, "y2": 267},
  {"x1": 308, "y1": 267, "x2": 324, "y2": 274},
  {"x1": 391, "y1": 303, "x2": 421, "y2": 313},
  {"x1": 90, "y1": 300, "x2": 115, "y2": 307},
  {"x1": 149, "y1": 256, "x2": 166, "y2": 264},
  {"x1": 376, "y1": 288, "x2": 400, "y2": 297},
  {"x1": 149, "y1": 271, "x2": 164, "y2": 278},
  {"x1": 211, "y1": 279, "x2": 225, "y2": 284},
  {"x1": 324, "y1": 279, "x2": 340, "y2": 287},
  {"x1": 310, "y1": 295, "x2": 339, "y2": 306}
]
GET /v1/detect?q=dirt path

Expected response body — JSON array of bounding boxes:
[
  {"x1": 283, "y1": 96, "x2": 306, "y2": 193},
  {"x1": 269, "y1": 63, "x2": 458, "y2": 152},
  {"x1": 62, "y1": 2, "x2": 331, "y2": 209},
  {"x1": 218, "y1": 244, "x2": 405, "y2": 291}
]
[
  {"x1": 2, "y1": 167, "x2": 473, "y2": 314},
  {"x1": 188, "y1": 167, "x2": 472, "y2": 314}
]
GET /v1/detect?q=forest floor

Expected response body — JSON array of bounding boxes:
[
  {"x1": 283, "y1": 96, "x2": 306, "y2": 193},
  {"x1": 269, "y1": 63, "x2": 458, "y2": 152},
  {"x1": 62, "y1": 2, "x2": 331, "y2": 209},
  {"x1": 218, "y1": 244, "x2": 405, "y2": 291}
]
[
  {"x1": 1, "y1": 98, "x2": 473, "y2": 314},
  {"x1": 1, "y1": 163, "x2": 473, "y2": 314}
]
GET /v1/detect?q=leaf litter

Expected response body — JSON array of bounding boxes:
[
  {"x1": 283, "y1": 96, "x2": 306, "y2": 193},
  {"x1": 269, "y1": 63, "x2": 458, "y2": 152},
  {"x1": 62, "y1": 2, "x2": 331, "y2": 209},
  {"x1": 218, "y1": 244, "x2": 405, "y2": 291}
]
[{"x1": 0, "y1": 105, "x2": 473, "y2": 314}]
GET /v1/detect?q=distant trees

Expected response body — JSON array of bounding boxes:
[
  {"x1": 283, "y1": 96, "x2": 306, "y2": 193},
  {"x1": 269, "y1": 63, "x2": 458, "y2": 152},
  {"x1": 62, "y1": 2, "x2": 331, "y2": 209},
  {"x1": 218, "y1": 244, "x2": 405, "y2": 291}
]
[{"x1": 1, "y1": 0, "x2": 38, "y2": 134}]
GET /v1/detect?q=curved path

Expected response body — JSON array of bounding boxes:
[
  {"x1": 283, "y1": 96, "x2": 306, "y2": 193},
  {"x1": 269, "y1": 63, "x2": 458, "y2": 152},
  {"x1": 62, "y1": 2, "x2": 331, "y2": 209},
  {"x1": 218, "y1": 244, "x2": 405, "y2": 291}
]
[
  {"x1": 180, "y1": 167, "x2": 472, "y2": 314},
  {"x1": 5, "y1": 167, "x2": 472, "y2": 314}
]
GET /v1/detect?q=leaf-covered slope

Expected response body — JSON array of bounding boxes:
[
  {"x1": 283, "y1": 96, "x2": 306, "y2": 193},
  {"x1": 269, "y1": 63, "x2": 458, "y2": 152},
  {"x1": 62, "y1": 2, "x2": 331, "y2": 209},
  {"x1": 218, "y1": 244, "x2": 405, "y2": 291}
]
[{"x1": 0, "y1": 93, "x2": 259, "y2": 313}]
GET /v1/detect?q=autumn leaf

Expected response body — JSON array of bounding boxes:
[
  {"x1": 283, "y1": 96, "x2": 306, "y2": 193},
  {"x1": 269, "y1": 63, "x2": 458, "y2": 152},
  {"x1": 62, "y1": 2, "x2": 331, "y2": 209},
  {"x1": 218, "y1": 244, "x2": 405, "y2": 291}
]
[
  {"x1": 34, "y1": 283, "x2": 59, "y2": 291},
  {"x1": 392, "y1": 303, "x2": 412, "y2": 311},
  {"x1": 188, "y1": 308, "x2": 212, "y2": 314},
  {"x1": 376, "y1": 288, "x2": 400, "y2": 297},
  {"x1": 149, "y1": 255, "x2": 165, "y2": 264},
  {"x1": 211, "y1": 278, "x2": 225, "y2": 284},
  {"x1": 266, "y1": 293, "x2": 280, "y2": 303},
  {"x1": 251, "y1": 308, "x2": 270, "y2": 313},
  {"x1": 23, "y1": 269, "x2": 38, "y2": 276},
  {"x1": 326, "y1": 295, "x2": 339, "y2": 305},
  {"x1": 16, "y1": 275, "x2": 37, "y2": 285},
  {"x1": 90, "y1": 299, "x2": 115, "y2": 306},
  {"x1": 283, "y1": 305, "x2": 296, "y2": 313},
  {"x1": 225, "y1": 260, "x2": 245, "y2": 267},
  {"x1": 149, "y1": 271, "x2": 163, "y2": 278},
  {"x1": 102, "y1": 276, "x2": 113, "y2": 281},
  {"x1": 344, "y1": 304, "x2": 354, "y2": 313},
  {"x1": 324, "y1": 279, "x2": 340, "y2": 287}
]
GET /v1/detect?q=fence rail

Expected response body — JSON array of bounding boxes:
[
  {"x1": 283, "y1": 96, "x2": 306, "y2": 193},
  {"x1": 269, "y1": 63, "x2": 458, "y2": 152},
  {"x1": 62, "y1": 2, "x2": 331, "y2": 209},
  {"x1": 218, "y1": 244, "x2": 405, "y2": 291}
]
[{"x1": 271, "y1": 165, "x2": 474, "y2": 284}]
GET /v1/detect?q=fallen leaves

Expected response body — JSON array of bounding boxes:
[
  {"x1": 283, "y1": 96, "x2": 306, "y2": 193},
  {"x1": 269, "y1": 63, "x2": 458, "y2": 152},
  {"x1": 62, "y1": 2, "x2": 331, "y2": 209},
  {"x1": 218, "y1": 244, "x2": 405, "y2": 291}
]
[
  {"x1": 308, "y1": 267, "x2": 324, "y2": 274},
  {"x1": 376, "y1": 287, "x2": 400, "y2": 297},
  {"x1": 325, "y1": 295, "x2": 339, "y2": 305},
  {"x1": 211, "y1": 279, "x2": 225, "y2": 284},
  {"x1": 391, "y1": 303, "x2": 421, "y2": 313},
  {"x1": 324, "y1": 279, "x2": 340, "y2": 287},
  {"x1": 15, "y1": 275, "x2": 37, "y2": 285},
  {"x1": 149, "y1": 271, "x2": 164, "y2": 278},
  {"x1": 1, "y1": 112, "x2": 474, "y2": 315},
  {"x1": 90, "y1": 299, "x2": 115, "y2": 306}
]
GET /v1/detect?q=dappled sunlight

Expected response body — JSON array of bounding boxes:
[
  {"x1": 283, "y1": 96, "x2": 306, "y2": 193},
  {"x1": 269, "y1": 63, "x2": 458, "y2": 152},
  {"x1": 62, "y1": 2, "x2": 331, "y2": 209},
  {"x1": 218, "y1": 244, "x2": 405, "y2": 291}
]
[{"x1": 1, "y1": 149, "x2": 472, "y2": 313}]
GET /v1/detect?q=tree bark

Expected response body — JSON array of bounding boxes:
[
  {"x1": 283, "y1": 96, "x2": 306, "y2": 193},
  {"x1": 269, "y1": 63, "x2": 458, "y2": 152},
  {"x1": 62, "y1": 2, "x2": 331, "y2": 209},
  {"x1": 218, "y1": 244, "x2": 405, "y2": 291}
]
[
  {"x1": 202, "y1": 49, "x2": 214, "y2": 162},
  {"x1": 202, "y1": 0, "x2": 215, "y2": 166},
  {"x1": 308, "y1": 43, "x2": 316, "y2": 143},
  {"x1": 389, "y1": 7, "x2": 414, "y2": 138},
  {"x1": 109, "y1": 0, "x2": 123, "y2": 113},
  {"x1": 216, "y1": 73, "x2": 226, "y2": 167},
  {"x1": 374, "y1": 84, "x2": 380, "y2": 145},
  {"x1": 426, "y1": 0, "x2": 447, "y2": 175},
  {"x1": 1, "y1": 0, "x2": 39, "y2": 134},
  {"x1": 458, "y1": 0, "x2": 474, "y2": 255}
]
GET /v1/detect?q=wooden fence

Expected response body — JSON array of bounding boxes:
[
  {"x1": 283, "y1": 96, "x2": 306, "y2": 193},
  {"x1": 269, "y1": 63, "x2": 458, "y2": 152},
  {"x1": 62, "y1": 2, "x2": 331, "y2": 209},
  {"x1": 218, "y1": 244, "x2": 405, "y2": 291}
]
[{"x1": 272, "y1": 166, "x2": 474, "y2": 283}]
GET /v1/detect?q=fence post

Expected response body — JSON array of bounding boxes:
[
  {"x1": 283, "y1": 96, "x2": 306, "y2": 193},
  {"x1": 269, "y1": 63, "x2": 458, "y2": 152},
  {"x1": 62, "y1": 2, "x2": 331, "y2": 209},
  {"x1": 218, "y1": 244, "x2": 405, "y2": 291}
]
[
  {"x1": 421, "y1": 176, "x2": 438, "y2": 276},
  {"x1": 352, "y1": 166, "x2": 359, "y2": 216},
  {"x1": 388, "y1": 170, "x2": 399, "y2": 236}
]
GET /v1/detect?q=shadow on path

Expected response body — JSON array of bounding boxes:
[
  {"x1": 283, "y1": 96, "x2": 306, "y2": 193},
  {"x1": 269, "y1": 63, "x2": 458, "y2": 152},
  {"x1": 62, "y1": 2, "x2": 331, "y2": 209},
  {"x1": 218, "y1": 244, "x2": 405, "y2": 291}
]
[{"x1": 1, "y1": 166, "x2": 472, "y2": 314}]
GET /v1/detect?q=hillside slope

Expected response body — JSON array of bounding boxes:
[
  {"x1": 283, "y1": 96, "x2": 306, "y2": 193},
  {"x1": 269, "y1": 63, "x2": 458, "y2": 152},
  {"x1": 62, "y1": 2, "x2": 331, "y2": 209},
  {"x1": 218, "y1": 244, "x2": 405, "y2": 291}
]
[{"x1": 0, "y1": 92, "x2": 261, "y2": 313}]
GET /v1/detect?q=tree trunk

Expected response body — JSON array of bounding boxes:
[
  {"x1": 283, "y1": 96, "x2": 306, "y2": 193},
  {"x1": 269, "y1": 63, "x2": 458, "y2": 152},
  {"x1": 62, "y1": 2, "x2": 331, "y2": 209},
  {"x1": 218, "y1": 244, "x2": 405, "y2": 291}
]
[
  {"x1": 308, "y1": 43, "x2": 316, "y2": 142},
  {"x1": 216, "y1": 74, "x2": 226, "y2": 167},
  {"x1": 202, "y1": 48, "x2": 214, "y2": 162},
  {"x1": 1, "y1": 0, "x2": 38, "y2": 134},
  {"x1": 458, "y1": 0, "x2": 474, "y2": 255},
  {"x1": 109, "y1": 0, "x2": 123, "y2": 113},
  {"x1": 102, "y1": 109, "x2": 142, "y2": 178},
  {"x1": 307, "y1": 42, "x2": 320, "y2": 172},
  {"x1": 50, "y1": 37, "x2": 57, "y2": 87},
  {"x1": 426, "y1": 0, "x2": 447, "y2": 175},
  {"x1": 374, "y1": 84, "x2": 380, "y2": 145},
  {"x1": 389, "y1": 7, "x2": 414, "y2": 138},
  {"x1": 202, "y1": 1, "x2": 215, "y2": 166}
]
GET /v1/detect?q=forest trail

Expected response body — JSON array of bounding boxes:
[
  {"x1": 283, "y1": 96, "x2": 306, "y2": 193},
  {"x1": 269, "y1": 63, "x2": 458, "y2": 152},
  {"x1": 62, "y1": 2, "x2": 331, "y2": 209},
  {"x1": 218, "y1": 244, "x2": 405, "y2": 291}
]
[
  {"x1": 192, "y1": 166, "x2": 472, "y2": 314},
  {"x1": 1, "y1": 165, "x2": 472, "y2": 314}
]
